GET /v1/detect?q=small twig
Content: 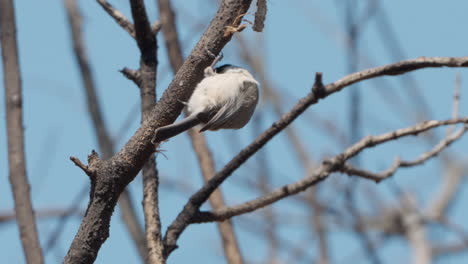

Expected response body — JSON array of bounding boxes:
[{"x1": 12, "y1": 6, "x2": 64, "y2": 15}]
[
  {"x1": 70, "y1": 156, "x2": 93, "y2": 177},
  {"x1": 339, "y1": 158, "x2": 401, "y2": 183},
  {"x1": 342, "y1": 122, "x2": 468, "y2": 182},
  {"x1": 96, "y1": 0, "x2": 136, "y2": 38},
  {"x1": 447, "y1": 73, "x2": 461, "y2": 136},
  {"x1": 0, "y1": 208, "x2": 84, "y2": 223},
  {"x1": 151, "y1": 21, "x2": 162, "y2": 34},
  {"x1": 120, "y1": 67, "x2": 142, "y2": 86}
]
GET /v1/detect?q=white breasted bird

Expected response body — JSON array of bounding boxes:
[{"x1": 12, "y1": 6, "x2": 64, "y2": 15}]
[{"x1": 153, "y1": 55, "x2": 259, "y2": 142}]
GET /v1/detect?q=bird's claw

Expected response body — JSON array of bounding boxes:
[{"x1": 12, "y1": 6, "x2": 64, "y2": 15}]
[{"x1": 205, "y1": 48, "x2": 224, "y2": 69}]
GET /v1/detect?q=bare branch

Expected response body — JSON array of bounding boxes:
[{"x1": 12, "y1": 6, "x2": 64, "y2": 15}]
[
  {"x1": 157, "y1": 0, "x2": 184, "y2": 71},
  {"x1": 253, "y1": 0, "x2": 267, "y2": 32},
  {"x1": 43, "y1": 186, "x2": 88, "y2": 254},
  {"x1": 151, "y1": 21, "x2": 162, "y2": 34},
  {"x1": 127, "y1": 0, "x2": 164, "y2": 262},
  {"x1": 164, "y1": 56, "x2": 468, "y2": 242},
  {"x1": 65, "y1": 0, "x2": 114, "y2": 157},
  {"x1": 120, "y1": 67, "x2": 142, "y2": 86},
  {"x1": 191, "y1": 117, "x2": 468, "y2": 223},
  {"x1": 341, "y1": 123, "x2": 468, "y2": 182},
  {"x1": 0, "y1": 0, "x2": 44, "y2": 262},
  {"x1": 0, "y1": 208, "x2": 84, "y2": 224},
  {"x1": 401, "y1": 195, "x2": 432, "y2": 264},
  {"x1": 425, "y1": 161, "x2": 466, "y2": 220},
  {"x1": 447, "y1": 73, "x2": 461, "y2": 136},
  {"x1": 70, "y1": 156, "x2": 94, "y2": 177},
  {"x1": 96, "y1": 0, "x2": 136, "y2": 38}
]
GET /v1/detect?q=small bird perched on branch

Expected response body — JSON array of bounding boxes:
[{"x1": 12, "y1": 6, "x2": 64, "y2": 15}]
[{"x1": 153, "y1": 52, "x2": 259, "y2": 143}]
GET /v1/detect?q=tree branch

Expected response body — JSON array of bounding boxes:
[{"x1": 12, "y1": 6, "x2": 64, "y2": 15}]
[
  {"x1": 128, "y1": 0, "x2": 164, "y2": 262},
  {"x1": 64, "y1": 1, "x2": 254, "y2": 263},
  {"x1": 253, "y1": 0, "x2": 267, "y2": 32},
  {"x1": 339, "y1": 123, "x2": 467, "y2": 182},
  {"x1": 64, "y1": 0, "x2": 147, "y2": 261},
  {"x1": 0, "y1": 0, "x2": 44, "y2": 262},
  {"x1": 96, "y1": 0, "x2": 136, "y2": 38},
  {"x1": 191, "y1": 117, "x2": 468, "y2": 223},
  {"x1": 163, "y1": 57, "x2": 468, "y2": 248}
]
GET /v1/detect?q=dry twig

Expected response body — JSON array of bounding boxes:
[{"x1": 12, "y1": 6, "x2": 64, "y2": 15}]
[{"x1": 192, "y1": 117, "x2": 468, "y2": 223}]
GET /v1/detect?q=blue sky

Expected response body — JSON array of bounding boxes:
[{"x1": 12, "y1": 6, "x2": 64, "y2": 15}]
[{"x1": 1, "y1": 0, "x2": 468, "y2": 263}]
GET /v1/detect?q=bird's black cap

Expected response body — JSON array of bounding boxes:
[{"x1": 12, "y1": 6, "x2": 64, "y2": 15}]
[{"x1": 215, "y1": 64, "x2": 237, "y2": 74}]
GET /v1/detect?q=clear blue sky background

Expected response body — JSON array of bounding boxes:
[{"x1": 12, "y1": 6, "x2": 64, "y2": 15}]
[{"x1": 1, "y1": 0, "x2": 468, "y2": 263}]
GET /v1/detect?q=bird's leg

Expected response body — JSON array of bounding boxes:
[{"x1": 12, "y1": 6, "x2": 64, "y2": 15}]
[
  {"x1": 210, "y1": 51, "x2": 224, "y2": 68},
  {"x1": 204, "y1": 49, "x2": 224, "y2": 76}
]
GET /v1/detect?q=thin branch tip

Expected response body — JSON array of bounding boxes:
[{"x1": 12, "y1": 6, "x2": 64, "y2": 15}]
[
  {"x1": 120, "y1": 68, "x2": 142, "y2": 86},
  {"x1": 97, "y1": 0, "x2": 136, "y2": 38},
  {"x1": 70, "y1": 156, "x2": 94, "y2": 177}
]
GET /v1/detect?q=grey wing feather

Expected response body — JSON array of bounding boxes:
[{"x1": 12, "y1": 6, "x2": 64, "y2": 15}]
[
  {"x1": 199, "y1": 97, "x2": 239, "y2": 132},
  {"x1": 200, "y1": 80, "x2": 258, "y2": 132}
]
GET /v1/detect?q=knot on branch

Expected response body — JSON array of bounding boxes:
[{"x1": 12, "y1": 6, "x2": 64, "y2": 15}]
[
  {"x1": 322, "y1": 153, "x2": 346, "y2": 171},
  {"x1": 163, "y1": 244, "x2": 178, "y2": 259},
  {"x1": 312, "y1": 72, "x2": 326, "y2": 98},
  {"x1": 88, "y1": 150, "x2": 101, "y2": 168}
]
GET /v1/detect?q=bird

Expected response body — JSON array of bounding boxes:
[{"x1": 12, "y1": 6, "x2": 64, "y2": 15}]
[{"x1": 153, "y1": 61, "x2": 259, "y2": 143}]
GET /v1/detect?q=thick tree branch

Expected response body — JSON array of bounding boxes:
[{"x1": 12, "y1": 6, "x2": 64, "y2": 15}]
[
  {"x1": 64, "y1": 0, "x2": 147, "y2": 261},
  {"x1": 0, "y1": 0, "x2": 44, "y2": 263},
  {"x1": 64, "y1": 1, "x2": 254, "y2": 263}
]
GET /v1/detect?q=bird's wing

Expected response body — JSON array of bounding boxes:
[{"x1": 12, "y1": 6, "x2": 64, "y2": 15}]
[{"x1": 199, "y1": 96, "x2": 240, "y2": 132}]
